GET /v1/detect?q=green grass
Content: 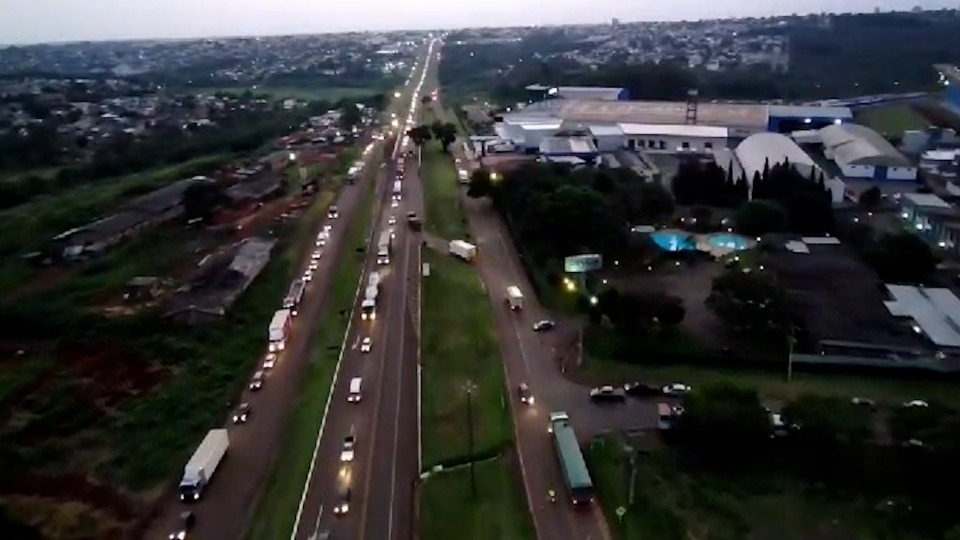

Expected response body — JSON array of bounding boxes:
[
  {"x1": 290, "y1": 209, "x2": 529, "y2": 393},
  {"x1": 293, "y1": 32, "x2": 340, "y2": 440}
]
[
  {"x1": 420, "y1": 456, "x2": 535, "y2": 540},
  {"x1": 421, "y1": 140, "x2": 469, "y2": 240},
  {"x1": 243, "y1": 161, "x2": 376, "y2": 540},
  {"x1": 196, "y1": 86, "x2": 385, "y2": 103},
  {"x1": 585, "y1": 434, "x2": 923, "y2": 540},
  {"x1": 854, "y1": 103, "x2": 930, "y2": 135},
  {"x1": 421, "y1": 251, "x2": 509, "y2": 467},
  {"x1": 578, "y1": 356, "x2": 960, "y2": 408}
]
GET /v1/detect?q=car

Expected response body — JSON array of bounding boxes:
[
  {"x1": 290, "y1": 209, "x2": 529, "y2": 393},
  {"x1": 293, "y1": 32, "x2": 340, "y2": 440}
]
[
  {"x1": 233, "y1": 403, "x2": 252, "y2": 424},
  {"x1": 323, "y1": 224, "x2": 332, "y2": 233},
  {"x1": 391, "y1": 200, "x2": 399, "y2": 208},
  {"x1": 852, "y1": 397, "x2": 877, "y2": 409},
  {"x1": 662, "y1": 383, "x2": 691, "y2": 396},
  {"x1": 360, "y1": 337, "x2": 372, "y2": 353},
  {"x1": 407, "y1": 211, "x2": 417, "y2": 219},
  {"x1": 340, "y1": 435, "x2": 356, "y2": 462},
  {"x1": 168, "y1": 511, "x2": 195, "y2": 540},
  {"x1": 623, "y1": 381, "x2": 660, "y2": 397},
  {"x1": 388, "y1": 215, "x2": 397, "y2": 225},
  {"x1": 903, "y1": 400, "x2": 929, "y2": 408},
  {"x1": 328, "y1": 206, "x2": 339, "y2": 219},
  {"x1": 333, "y1": 486, "x2": 352, "y2": 516},
  {"x1": 532, "y1": 320, "x2": 556, "y2": 332},
  {"x1": 590, "y1": 385, "x2": 626, "y2": 402},
  {"x1": 311, "y1": 250, "x2": 322, "y2": 260},
  {"x1": 308, "y1": 260, "x2": 319, "y2": 271},
  {"x1": 262, "y1": 353, "x2": 277, "y2": 370},
  {"x1": 518, "y1": 383, "x2": 534, "y2": 405},
  {"x1": 303, "y1": 269, "x2": 314, "y2": 282},
  {"x1": 249, "y1": 370, "x2": 265, "y2": 391}
]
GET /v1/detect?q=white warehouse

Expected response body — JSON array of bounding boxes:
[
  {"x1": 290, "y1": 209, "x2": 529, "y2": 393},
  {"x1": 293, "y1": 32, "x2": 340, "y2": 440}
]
[{"x1": 819, "y1": 123, "x2": 917, "y2": 181}]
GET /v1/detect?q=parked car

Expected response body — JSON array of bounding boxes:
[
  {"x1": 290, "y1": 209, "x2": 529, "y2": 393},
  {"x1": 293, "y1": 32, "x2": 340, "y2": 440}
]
[
  {"x1": 233, "y1": 403, "x2": 251, "y2": 424},
  {"x1": 662, "y1": 383, "x2": 691, "y2": 396},
  {"x1": 311, "y1": 250, "x2": 322, "y2": 260},
  {"x1": 518, "y1": 383, "x2": 534, "y2": 405},
  {"x1": 388, "y1": 215, "x2": 397, "y2": 225},
  {"x1": 308, "y1": 260, "x2": 319, "y2": 271},
  {"x1": 590, "y1": 385, "x2": 626, "y2": 402},
  {"x1": 624, "y1": 381, "x2": 660, "y2": 397},
  {"x1": 851, "y1": 397, "x2": 877, "y2": 409},
  {"x1": 532, "y1": 320, "x2": 556, "y2": 332},
  {"x1": 360, "y1": 337, "x2": 372, "y2": 353},
  {"x1": 249, "y1": 370, "x2": 265, "y2": 391},
  {"x1": 303, "y1": 269, "x2": 314, "y2": 282}
]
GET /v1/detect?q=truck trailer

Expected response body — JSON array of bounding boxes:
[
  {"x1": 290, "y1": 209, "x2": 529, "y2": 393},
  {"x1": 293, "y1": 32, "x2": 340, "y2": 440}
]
[
  {"x1": 268, "y1": 309, "x2": 292, "y2": 352},
  {"x1": 507, "y1": 286, "x2": 524, "y2": 311},
  {"x1": 361, "y1": 272, "x2": 381, "y2": 320},
  {"x1": 377, "y1": 229, "x2": 393, "y2": 265},
  {"x1": 282, "y1": 279, "x2": 306, "y2": 316},
  {"x1": 448, "y1": 240, "x2": 477, "y2": 262},
  {"x1": 179, "y1": 429, "x2": 229, "y2": 502}
]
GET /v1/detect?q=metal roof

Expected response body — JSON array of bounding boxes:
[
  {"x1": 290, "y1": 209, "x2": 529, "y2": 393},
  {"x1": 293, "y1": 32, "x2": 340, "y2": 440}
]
[
  {"x1": 620, "y1": 123, "x2": 728, "y2": 138},
  {"x1": 820, "y1": 123, "x2": 912, "y2": 168},
  {"x1": 769, "y1": 105, "x2": 853, "y2": 119},
  {"x1": 735, "y1": 132, "x2": 822, "y2": 181},
  {"x1": 885, "y1": 285, "x2": 960, "y2": 348},
  {"x1": 539, "y1": 136, "x2": 598, "y2": 156}
]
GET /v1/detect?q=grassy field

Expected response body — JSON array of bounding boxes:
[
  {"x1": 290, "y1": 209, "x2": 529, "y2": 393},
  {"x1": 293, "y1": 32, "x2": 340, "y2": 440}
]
[
  {"x1": 421, "y1": 251, "x2": 509, "y2": 466},
  {"x1": 420, "y1": 140, "x2": 469, "y2": 240},
  {"x1": 243, "y1": 170, "x2": 375, "y2": 540},
  {"x1": 578, "y1": 355, "x2": 960, "y2": 408},
  {"x1": 854, "y1": 103, "x2": 930, "y2": 135},
  {"x1": 585, "y1": 434, "x2": 924, "y2": 540},
  {"x1": 420, "y1": 455, "x2": 535, "y2": 540},
  {"x1": 196, "y1": 86, "x2": 385, "y2": 103}
]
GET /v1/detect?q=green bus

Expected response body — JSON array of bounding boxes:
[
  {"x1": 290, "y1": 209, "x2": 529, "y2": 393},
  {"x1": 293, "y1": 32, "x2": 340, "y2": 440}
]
[{"x1": 548, "y1": 412, "x2": 594, "y2": 505}]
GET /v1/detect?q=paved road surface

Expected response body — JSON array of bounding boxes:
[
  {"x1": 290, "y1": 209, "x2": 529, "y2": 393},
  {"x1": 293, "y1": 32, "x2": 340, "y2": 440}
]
[
  {"x1": 291, "y1": 39, "x2": 435, "y2": 540},
  {"x1": 143, "y1": 141, "x2": 381, "y2": 540},
  {"x1": 424, "y1": 42, "x2": 658, "y2": 540}
]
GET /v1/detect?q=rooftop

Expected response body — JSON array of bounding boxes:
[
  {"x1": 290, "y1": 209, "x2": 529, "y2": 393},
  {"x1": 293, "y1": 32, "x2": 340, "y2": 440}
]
[
  {"x1": 903, "y1": 192, "x2": 952, "y2": 209},
  {"x1": 885, "y1": 285, "x2": 960, "y2": 348},
  {"x1": 819, "y1": 123, "x2": 912, "y2": 168},
  {"x1": 551, "y1": 100, "x2": 770, "y2": 129},
  {"x1": 539, "y1": 136, "x2": 598, "y2": 156}
]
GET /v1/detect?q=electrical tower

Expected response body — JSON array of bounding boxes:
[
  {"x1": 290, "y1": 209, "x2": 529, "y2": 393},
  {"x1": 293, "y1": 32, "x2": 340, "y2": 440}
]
[{"x1": 685, "y1": 89, "x2": 699, "y2": 125}]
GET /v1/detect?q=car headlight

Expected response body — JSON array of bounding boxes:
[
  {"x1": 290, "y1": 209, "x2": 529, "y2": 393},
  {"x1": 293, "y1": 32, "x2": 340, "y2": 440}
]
[
  {"x1": 177, "y1": 532, "x2": 187, "y2": 540},
  {"x1": 340, "y1": 503, "x2": 349, "y2": 513},
  {"x1": 528, "y1": 397, "x2": 535, "y2": 405}
]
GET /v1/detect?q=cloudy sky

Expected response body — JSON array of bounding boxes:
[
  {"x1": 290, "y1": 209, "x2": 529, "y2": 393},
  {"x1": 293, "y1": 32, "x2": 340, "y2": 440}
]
[{"x1": 1, "y1": 0, "x2": 955, "y2": 45}]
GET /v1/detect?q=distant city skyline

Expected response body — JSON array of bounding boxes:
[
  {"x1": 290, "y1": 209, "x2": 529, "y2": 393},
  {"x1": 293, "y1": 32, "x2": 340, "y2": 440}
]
[{"x1": 1, "y1": 0, "x2": 956, "y2": 45}]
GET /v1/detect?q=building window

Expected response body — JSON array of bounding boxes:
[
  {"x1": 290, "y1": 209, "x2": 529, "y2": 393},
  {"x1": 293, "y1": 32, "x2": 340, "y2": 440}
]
[
  {"x1": 681, "y1": 141, "x2": 690, "y2": 150},
  {"x1": 704, "y1": 142, "x2": 713, "y2": 149},
  {"x1": 658, "y1": 140, "x2": 666, "y2": 150}
]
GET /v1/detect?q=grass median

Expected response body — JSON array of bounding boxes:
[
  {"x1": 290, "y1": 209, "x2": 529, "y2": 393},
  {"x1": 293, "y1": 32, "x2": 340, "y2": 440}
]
[
  {"x1": 244, "y1": 168, "x2": 376, "y2": 540},
  {"x1": 420, "y1": 455, "x2": 535, "y2": 540},
  {"x1": 420, "y1": 140, "x2": 469, "y2": 240}
]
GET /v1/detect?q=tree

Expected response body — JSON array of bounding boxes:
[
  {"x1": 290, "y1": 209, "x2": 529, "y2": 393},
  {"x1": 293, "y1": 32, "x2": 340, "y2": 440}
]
[
  {"x1": 858, "y1": 185, "x2": 883, "y2": 209},
  {"x1": 339, "y1": 102, "x2": 363, "y2": 130},
  {"x1": 467, "y1": 168, "x2": 493, "y2": 198},
  {"x1": 734, "y1": 200, "x2": 787, "y2": 237},
  {"x1": 637, "y1": 181, "x2": 675, "y2": 222},
  {"x1": 406, "y1": 125, "x2": 432, "y2": 146},
  {"x1": 690, "y1": 205, "x2": 714, "y2": 232},
  {"x1": 781, "y1": 393, "x2": 871, "y2": 448},
  {"x1": 866, "y1": 231, "x2": 938, "y2": 283},
  {"x1": 676, "y1": 382, "x2": 771, "y2": 464},
  {"x1": 182, "y1": 181, "x2": 227, "y2": 222},
  {"x1": 707, "y1": 269, "x2": 794, "y2": 337},
  {"x1": 430, "y1": 120, "x2": 458, "y2": 151}
]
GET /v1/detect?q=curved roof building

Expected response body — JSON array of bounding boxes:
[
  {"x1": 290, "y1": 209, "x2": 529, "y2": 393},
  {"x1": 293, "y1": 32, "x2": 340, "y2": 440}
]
[{"x1": 734, "y1": 132, "x2": 821, "y2": 180}]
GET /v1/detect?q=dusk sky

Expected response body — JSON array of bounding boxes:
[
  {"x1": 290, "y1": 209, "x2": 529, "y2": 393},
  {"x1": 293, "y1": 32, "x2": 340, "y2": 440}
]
[{"x1": 1, "y1": 0, "x2": 956, "y2": 45}]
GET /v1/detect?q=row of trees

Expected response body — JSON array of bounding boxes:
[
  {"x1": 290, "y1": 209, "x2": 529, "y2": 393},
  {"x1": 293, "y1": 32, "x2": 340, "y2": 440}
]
[
  {"x1": 675, "y1": 381, "x2": 960, "y2": 537},
  {"x1": 406, "y1": 119, "x2": 458, "y2": 151}
]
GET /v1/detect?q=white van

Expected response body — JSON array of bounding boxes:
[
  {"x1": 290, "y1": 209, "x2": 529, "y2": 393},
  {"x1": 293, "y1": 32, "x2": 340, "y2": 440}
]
[{"x1": 347, "y1": 377, "x2": 363, "y2": 403}]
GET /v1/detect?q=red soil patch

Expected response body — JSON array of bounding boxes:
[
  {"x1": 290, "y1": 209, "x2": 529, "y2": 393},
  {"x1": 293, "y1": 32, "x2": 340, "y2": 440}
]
[
  {"x1": 56, "y1": 343, "x2": 168, "y2": 410},
  {"x1": 1, "y1": 473, "x2": 140, "y2": 521}
]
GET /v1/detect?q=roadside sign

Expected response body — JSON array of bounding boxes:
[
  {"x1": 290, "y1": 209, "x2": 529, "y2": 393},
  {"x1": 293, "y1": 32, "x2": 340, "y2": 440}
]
[{"x1": 564, "y1": 254, "x2": 603, "y2": 273}]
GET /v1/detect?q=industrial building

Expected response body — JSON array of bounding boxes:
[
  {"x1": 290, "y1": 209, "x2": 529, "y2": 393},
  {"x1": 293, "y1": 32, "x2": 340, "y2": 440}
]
[{"x1": 818, "y1": 123, "x2": 917, "y2": 181}]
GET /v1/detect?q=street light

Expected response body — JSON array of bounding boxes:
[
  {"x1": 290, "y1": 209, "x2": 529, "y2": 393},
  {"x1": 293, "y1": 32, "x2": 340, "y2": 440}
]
[{"x1": 463, "y1": 380, "x2": 478, "y2": 497}]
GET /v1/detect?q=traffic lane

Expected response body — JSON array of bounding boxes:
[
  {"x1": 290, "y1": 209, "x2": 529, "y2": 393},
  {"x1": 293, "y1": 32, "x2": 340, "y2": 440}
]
[
  {"x1": 360, "y1": 204, "x2": 415, "y2": 540},
  {"x1": 295, "y1": 263, "x2": 397, "y2": 536},
  {"x1": 387, "y1": 305, "x2": 421, "y2": 540},
  {"x1": 145, "y1": 172, "x2": 369, "y2": 540}
]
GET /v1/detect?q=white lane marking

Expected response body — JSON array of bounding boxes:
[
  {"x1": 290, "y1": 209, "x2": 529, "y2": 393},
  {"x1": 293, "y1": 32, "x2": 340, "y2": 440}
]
[{"x1": 306, "y1": 505, "x2": 323, "y2": 540}]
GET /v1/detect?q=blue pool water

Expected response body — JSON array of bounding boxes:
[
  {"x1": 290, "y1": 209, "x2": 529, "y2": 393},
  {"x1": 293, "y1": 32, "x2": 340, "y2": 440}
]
[
  {"x1": 650, "y1": 231, "x2": 696, "y2": 252},
  {"x1": 707, "y1": 233, "x2": 750, "y2": 251}
]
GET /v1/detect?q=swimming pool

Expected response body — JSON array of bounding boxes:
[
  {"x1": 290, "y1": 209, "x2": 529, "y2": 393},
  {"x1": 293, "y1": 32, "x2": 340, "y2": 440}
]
[
  {"x1": 650, "y1": 231, "x2": 697, "y2": 252},
  {"x1": 706, "y1": 233, "x2": 751, "y2": 251}
]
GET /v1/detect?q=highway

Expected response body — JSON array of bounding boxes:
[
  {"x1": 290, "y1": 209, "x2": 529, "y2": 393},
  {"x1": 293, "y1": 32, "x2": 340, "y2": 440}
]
[
  {"x1": 423, "y1": 42, "x2": 657, "y2": 540},
  {"x1": 290, "y1": 38, "x2": 435, "y2": 540}
]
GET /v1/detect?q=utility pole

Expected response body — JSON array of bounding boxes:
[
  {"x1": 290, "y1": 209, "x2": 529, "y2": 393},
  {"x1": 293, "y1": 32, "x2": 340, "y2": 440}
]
[
  {"x1": 786, "y1": 332, "x2": 796, "y2": 382},
  {"x1": 464, "y1": 380, "x2": 478, "y2": 498}
]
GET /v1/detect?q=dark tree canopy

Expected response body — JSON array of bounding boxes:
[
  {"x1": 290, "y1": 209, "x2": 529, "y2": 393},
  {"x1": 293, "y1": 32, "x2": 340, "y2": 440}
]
[{"x1": 707, "y1": 269, "x2": 795, "y2": 338}]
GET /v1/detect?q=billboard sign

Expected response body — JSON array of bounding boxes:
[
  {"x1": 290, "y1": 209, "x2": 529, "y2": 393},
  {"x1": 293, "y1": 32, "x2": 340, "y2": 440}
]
[{"x1": 564, "y1": 254, "x2": 603, "y2": 273}]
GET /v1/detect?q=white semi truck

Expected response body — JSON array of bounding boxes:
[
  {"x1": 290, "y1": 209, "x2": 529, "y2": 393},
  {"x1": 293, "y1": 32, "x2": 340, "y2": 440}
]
[
  {"x1": 448, "y1": 240, "x2": 477, "y2": 262},
  {"x1": 179, "y1": 428, "x2": 229, "y2": 502},
  {"x1": 282, "y1": 279, "x2": 306, "y2": 316},
  {"x1": 377, "y1": 229, "x2": 393, "y2": 265},
  {"x1": 361, "y1": 272, "x2": 381, "y2": 320},
  {"x1": 268, "y1": 309, "x2": 292, "y2": 352},
  {"x1": 507, "y1": 286, "x2": 524, "y2": 311}
]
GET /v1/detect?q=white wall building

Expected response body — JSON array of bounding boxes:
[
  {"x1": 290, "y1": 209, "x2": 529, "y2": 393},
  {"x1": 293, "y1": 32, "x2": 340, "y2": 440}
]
[
  {"x1": 819, "y1": 123, "x2": 917, "y2": 181},
  {"x1": 621, "y1": 124, "x2": 728, "y2": 154}
]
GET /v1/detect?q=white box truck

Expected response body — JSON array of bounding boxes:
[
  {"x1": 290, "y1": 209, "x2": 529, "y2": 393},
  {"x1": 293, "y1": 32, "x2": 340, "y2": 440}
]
[
  {"x1": 179, "y1": 428, "x2": 229, "y2": 501},
  {"x1": 449, "y1": 240, "x2": 477, "y2": 262},
  {"x1": 507, "y1": 286, "x2": 524, "y2": 311},
  {"x1": 268, "y1": 309, "x2": 292, "y2": 352}
]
